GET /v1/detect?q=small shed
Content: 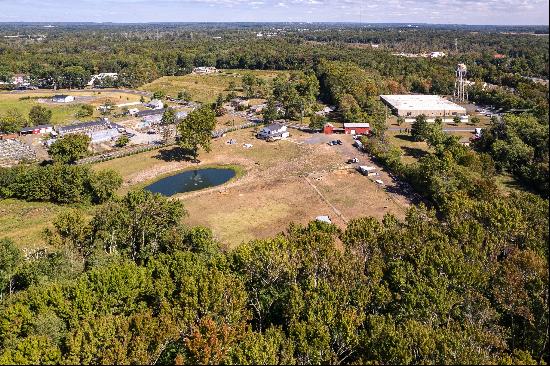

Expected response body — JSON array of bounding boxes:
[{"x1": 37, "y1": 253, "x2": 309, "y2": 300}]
[{"x1": 323, "y1": 123, "x2": 334, "y2": 134}]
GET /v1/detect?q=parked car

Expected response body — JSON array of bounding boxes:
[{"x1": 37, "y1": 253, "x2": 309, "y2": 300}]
[
  {"x1": 336, "y1": 140, "x2": 343, "y2": 145},
  {"x1": 327, "y1": 141, "x2": 334, "y2": 146}
]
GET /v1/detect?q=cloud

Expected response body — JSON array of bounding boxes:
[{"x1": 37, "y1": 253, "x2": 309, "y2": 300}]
[{"x1": 0, "y1": 0, "x2": 547, "y2": 24}]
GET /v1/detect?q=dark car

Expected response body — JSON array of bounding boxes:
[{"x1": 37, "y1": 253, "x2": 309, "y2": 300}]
[{"x1": 336, "y1": 140, "x2": 343, "y2": 145}]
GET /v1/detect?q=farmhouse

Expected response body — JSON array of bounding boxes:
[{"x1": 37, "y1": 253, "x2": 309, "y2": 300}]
[
  {"x1": 343, "y1": 123, "x2": 370, "y2": 135},
  {"x1": 52, "y1": 95, "x2": 75, "y2": 103},
  {"x1": 380, "y1": 94, "x2": 466, "y2": 120},
  {"x1": 20, "y1": 124, "x2": 54, "y2": 135},
  {"x1": 257, "y1": 123, "x2": 289, "y2": 141}
]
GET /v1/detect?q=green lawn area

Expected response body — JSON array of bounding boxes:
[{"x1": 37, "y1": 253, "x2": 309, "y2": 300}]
[
  {"x1": 0, "y1": 95, "x2": 84, "y2": 125},
  {"x1": 0, "y1": 199, "x2": 80, "y2": 250},
  {"x1": 0, "y1": 90, "x2": 142, "y2": 126},
  {"x1": 387, "y1": 131, "x2": 432, "y2": 164},
  {"x1": 140, "y1": 69, "x2": 288, "y2": 104}
]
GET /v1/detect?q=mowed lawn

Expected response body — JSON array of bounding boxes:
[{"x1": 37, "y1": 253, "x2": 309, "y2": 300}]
[
  {"x1": 0, "y1": 90, "x2": 142, "y2": 125},
  {"x1": 140, "y1": 69, "x2": 288, "y2": 103}
]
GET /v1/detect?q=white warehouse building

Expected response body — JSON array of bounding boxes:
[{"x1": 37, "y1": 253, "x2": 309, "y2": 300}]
[{"x1": 380, "y1": 95, "x2": 467, "y2": 121}]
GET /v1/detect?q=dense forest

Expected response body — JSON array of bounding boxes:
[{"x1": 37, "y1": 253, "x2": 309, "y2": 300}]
[
  {"x1": 0, "y1": 23, "x2": 548, "y2": 116},
  {"x1": 0, "y1": 24, "x2": 548, "y2": 365}
]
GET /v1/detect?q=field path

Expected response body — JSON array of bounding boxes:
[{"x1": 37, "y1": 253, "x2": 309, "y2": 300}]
[{"x1": 304, "y1": 176, "x2": 349, "y2": 224}]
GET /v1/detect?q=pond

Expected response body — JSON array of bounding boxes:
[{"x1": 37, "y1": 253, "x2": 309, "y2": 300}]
[{"x1": 145, "y1": 168, "x2": 236, "y2": 197}]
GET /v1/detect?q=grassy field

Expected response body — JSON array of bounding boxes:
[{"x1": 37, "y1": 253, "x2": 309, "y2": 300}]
[
  {"x1": 387, "y1": 131, "x2": 432, "y2": 164},
  {"x1": 0, "y1": 199, "x2": 78, "y2": 250},
  {"x1": 140, "y1": 69, "x2": 288, "y2": 104},
  {"x1": 0, "y1": 90, "x2": 142, "y2": 125},
  {"x1": 94, "y1": 128, "x2": 410, "y2": 248}
]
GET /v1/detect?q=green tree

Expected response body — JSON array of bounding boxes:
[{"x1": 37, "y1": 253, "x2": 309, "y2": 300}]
[
  {"x1": 0, "y1": 108, "x2": 26, "y2": 133},
  {"x1": 75, "y1": 104, "x2": 94, "y2": 118},
  {"x1": 397, "y1": 116, "x2": 405, "y2": 126},
  {"x1": 411, "y1": 114, "x2": 429, "y2": 141},
  {"x1": 28, "y1": 106, "x2": 52, "y2": 126},
  {"x1": 263, "y1": 98, "x2": 279, "y2": 124},
  {"x1": 115, "y1": 135, "x2": 129, "y2": 148},
  {"x1": 177, "y1": 89, "x2": 191, "y2": 101},
  {"x1": 177, "y1": 106, "x2": 216, "y2": 162},
  {"x1": 470, "y1": 116, "x2": 481, "y2": 125},
  {"x1": 242, "y1": 73, "x2": 258, "y2": 98},
  {"x1": 48, "y1": 134, "x2": 91, "y2": 164},
  {"x1": 99, "y1": 99, "x2": 114, "y2": 116},
  {"x1": 90, "y1": 190, "x2": 186, "y2": 262},
  {"x1": 152, "y1": 91, "x2": 165, "y2": 100},
  {"x1": 453, "y1": 115, "x2": 461, "y2": 124},
  {"x1": 309, "y1": 114, "x2": 327, "y2": 130},
  {"x1": 161, "y1": 108, "x2": 177, "y2": 126},
  {"x1": 215, "y1": 93, "x2": 225, "y2": 109},
  {"x1": 61, "y1": 66, "x2": 90, "y2": 89},
  {"x1": 0, "y1": 239, "x2": 23, "y2": 298},
  {"x1": 89, "y1": 170, "x2": 122, "y2": 204}
]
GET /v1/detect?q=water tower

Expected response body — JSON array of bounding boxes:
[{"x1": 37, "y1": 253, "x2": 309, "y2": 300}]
[{"x1": 454, "y1": 63, "x2": 468, "y2": 102}]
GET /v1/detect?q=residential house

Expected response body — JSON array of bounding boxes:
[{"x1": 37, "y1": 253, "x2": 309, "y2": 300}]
[{"x1": 257, "y1": 123, "x2": 289, "y2": 141}]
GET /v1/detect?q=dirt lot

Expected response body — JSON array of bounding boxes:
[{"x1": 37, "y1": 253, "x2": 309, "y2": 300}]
[{"x1": 96, "y1": 128, "x2": 411, "y2": 248}]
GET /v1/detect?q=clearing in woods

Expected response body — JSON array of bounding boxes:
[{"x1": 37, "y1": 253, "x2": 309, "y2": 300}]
[
  {"x1": 0, "y1": 90, "x2": 143, "y2": 125},
  {"x1": 140, "y1": 69, "x2": 288, "y2": 103},
  {"x1": 94, "y1": 128, "x2": 411, "y2": 248}
]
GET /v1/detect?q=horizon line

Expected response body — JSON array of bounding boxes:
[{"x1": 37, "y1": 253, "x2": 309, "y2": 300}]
[{"x1": 0, "y1": 21, "x2": 548, "y2": 27}]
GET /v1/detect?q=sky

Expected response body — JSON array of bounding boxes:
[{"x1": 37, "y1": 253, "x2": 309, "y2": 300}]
[{"x1": 1, "y1": 0, "x2": 548, "y2": 25}]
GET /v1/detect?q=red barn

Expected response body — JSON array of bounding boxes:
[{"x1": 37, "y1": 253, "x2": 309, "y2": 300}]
[
  {"x1": 343, "y1": 123, "x2": 370, "y2": 135},
  {"x1": 323, "y1": 123, "x2": 334, "y2": 134}
]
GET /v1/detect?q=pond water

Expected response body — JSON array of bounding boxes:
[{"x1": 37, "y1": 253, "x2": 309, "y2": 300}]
[{"x1": 145, "y1": 168, "x2": 236, "y2": 197}]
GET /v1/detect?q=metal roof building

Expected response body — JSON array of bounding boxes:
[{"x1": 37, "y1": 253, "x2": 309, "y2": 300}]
[{"x1": 380, "y1": 95, "x2": 466, "y2": 118}]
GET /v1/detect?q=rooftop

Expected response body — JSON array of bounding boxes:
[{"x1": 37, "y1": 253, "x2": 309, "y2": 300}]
[
  {"x1": 380, "y1": 95, "x2": 466, "y2": 112},
  {"x1": 343, "y1": 123, "x2": 370, "y2": 128},
  {"x1": 264, "y1": 123, "x2": 285, "y2": 131}
]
